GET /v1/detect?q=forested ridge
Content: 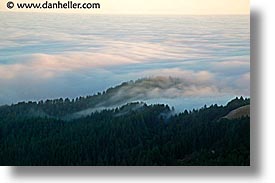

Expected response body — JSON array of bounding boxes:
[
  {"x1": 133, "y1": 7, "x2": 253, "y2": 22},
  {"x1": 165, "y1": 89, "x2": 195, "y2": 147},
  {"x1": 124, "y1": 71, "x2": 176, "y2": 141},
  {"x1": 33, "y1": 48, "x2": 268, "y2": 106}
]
[{"x1": 0, "y1": 97, "x2": 250, "y2": 166}]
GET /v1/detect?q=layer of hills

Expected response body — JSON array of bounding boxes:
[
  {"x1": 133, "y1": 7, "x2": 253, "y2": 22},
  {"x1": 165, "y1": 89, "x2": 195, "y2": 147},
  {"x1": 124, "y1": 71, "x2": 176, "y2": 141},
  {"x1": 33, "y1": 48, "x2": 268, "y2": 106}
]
[
  {"x1": 0, "y1": 78, "x2": 250, "y2": 166},
  {"x1": 0, "y1": 77, "x2": 249, "y2": 120}
]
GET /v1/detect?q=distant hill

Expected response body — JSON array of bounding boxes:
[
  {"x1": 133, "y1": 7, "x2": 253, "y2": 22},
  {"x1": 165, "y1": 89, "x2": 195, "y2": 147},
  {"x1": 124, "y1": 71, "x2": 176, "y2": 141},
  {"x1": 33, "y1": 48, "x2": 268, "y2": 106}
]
[{"x1": 223, "y1": 105, "x2": 250, "y2": 120}]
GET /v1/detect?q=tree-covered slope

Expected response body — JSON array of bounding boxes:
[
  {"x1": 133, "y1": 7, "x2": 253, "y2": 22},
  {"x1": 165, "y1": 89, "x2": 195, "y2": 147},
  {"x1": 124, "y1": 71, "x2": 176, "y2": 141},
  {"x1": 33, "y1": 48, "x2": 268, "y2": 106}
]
[{"x1": 0, "y1": 97, "x2": 250, "y2": 166}]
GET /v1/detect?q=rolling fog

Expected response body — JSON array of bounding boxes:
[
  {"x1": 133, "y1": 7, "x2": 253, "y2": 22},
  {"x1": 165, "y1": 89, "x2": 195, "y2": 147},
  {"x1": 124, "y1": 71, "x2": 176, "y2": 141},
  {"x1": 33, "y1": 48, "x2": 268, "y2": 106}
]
[{"x1": 0, "y1": 13, "x2": 250, "y2": 110}]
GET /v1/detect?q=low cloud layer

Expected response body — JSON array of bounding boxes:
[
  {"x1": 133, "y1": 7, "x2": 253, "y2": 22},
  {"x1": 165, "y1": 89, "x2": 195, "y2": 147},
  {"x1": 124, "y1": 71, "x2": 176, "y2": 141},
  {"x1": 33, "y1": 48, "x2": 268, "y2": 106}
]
[
  {"x1": 0, "y1": 14, "x2": 250, "y2": 107},
  {"x1": 107, "y1": 76, "x2": 219, "y2": 104},
  {"x1": 97, "y1": 73, "x2": 247, "y2": 108}
]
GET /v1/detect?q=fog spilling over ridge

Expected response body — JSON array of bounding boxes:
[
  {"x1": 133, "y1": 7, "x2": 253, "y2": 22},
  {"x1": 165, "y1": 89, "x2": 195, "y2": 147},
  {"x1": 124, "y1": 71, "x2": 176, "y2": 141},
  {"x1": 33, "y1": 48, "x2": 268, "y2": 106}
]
[
  {"x1": 100, "y1": 76, "x2": 224, "y2": 106},
  {"x1": 0, "y1": 14, "x2": 250, "y2": 109}
]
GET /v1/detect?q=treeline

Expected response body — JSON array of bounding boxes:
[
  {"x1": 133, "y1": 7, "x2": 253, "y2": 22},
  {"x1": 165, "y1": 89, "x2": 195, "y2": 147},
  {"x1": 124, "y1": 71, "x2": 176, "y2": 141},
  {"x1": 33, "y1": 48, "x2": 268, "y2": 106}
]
[
  {"x1": 0, "y1": 79, "x2": 147, "y2": 118},
  {"x1": 0, "y1": 97, "x2": 250, "y2": 166}
]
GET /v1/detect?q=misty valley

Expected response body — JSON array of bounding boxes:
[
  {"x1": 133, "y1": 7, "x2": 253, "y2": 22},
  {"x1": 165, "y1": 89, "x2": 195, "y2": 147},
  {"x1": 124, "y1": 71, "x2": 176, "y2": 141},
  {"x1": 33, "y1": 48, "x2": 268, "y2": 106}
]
[{"x1": 0, "y1": 80, "x2": 250, "y2": 166}]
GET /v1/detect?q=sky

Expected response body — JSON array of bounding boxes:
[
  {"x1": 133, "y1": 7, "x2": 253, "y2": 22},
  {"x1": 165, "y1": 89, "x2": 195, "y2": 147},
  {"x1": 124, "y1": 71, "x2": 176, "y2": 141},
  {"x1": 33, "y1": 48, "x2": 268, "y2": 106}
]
[{"x1": 0, "y1": 0, "x2": 250, "y2": 14}]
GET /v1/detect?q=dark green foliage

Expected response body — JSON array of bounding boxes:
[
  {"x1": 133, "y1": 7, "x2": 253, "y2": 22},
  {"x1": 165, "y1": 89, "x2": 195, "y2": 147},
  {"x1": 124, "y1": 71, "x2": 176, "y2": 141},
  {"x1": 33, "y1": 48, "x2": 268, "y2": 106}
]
[{"x1": 0, "y1": 98, "x2": 250, "y2": 166}]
